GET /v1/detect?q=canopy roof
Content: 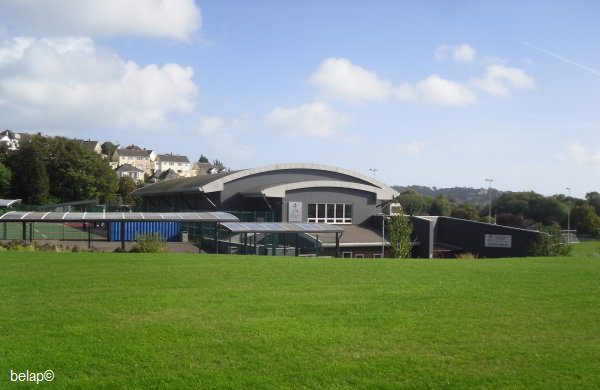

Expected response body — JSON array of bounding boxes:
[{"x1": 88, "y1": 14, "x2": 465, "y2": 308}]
[
  {"x1": 0, "y1": 211, "x2": 239, "y2": 223},
  {"x1": 220, "y1": 222, "x2": 343, "y2": 234},
  {"x1": 0, "y1": 199, "x2": 22, "y2": 207}
]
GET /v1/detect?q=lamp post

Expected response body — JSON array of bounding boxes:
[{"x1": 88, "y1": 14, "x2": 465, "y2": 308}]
[
  {"x1": 566, "y1": 187, "x2": 571, "y2": 244},
  {"x1": 485, "y1": 178, "x2": 494, "y2": 224},
  {"x1": 369, "y1": 168, "x2": 378, "y2": 178}
]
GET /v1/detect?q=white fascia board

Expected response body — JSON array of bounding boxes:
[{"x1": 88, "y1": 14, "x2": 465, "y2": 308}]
[{"x1": 261, "y1": 180, "x2": 396, "y2": 200}]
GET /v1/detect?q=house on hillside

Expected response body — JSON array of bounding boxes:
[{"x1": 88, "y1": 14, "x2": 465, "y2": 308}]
[
  {"x1": 111, "y1": 148, "x2": 155, "y2": 175},
  {"x1": 74, "y1": 139, "x2": 102, "y2": 154},
  {"x1": 147, "y1": 169, "x2": 180, "y2": 183},
  {"x1": 0, "y1": 130, "x2": 21, "y2": 150},
  {"x1": 115, "y1": 164, "x2": 144, "y2": 182},
  {"x1": 182, "y1": 162, "x2": 227, "y2": 177},
  {"x1": 155, "y1": 154, "x2": 191, "y2": 175}
]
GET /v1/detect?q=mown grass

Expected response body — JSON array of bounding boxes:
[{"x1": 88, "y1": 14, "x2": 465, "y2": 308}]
[
  {"x1": 572, "y1": 240, "x2": 600, "y2": 257},
  {"x1": 1, "y1": 253, "x2": 599, "y2": 389}
]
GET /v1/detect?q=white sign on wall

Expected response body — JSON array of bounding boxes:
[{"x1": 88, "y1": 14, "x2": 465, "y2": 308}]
[
  {"x1": 485, "y1": 234, "x2": 512, "y2": 248},
  {"x1": 288, "y1": 202, "x2": 302, "y2": 222}
]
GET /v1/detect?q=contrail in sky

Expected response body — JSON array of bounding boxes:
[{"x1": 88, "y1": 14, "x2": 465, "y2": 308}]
[{"x1": 523, "y1": 42, "x2": 600, "y2": 77}]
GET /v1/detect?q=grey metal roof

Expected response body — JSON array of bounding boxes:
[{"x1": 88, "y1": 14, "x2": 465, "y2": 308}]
[
  {"x1": 115, "y1": 164, "x2": 144, "y2": 173},
  {"x1": 131, "y1": 170, "x2": 238, "y2": 196},
  {"x1": 115, "y1": 149, "x2": 151, "y2": 157},
  {"x1": 220, "y1": 222, "x2": 343, "y2": 234},
  {"x1": 0, "y1": 211, "x2": 239, "y2": 223},
  {"x1": 0, "y1": 199, "x2": 21, "y2": 207},
  {"x1": 157, "y1": 154, "x2": 190, "y2": 163}
]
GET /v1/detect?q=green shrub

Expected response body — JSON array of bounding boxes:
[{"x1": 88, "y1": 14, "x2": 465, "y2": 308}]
[
  {"x1": 131, "y1": 233, "x2": 168, "y2": 253},
  {"x1": 529, "y1": 226, "x2": 574, "y2": 257}
]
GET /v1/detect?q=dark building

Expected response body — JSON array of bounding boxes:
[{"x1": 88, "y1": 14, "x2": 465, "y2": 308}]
[{"x1": 132, "y1": 163, "x2": 542, "y2": 258}]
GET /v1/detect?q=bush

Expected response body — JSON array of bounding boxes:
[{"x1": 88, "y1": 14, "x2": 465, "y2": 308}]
[
  {"x1": 529, "y1": 226, "x2": 574, "y2": 257},
  {"x1": 456, "y1": 253, "x2": 479, "y2": 259},
  {"x1": 131, "y1": 233, "x2": 168, "y2": 253}
]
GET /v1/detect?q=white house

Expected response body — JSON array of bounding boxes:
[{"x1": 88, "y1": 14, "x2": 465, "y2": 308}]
[
  {"x1": 155, "y1": 154, "x2": 191, "y2": 174},
  {"x1": 0, "y1": 130, "x2": 20, "y2": 150}
]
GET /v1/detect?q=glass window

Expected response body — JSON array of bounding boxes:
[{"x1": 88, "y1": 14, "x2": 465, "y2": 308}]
[
  {"x1": 345, "y1": 204, "x2": 353, "y2": 219},
  {"x1": 308, "y1": 204, "x2": 316, "y2": 218},
  {"x1": 327, "y1": 204, "x2": 334, "y2": 218},
  {"x1": 336, "y1": 204, "x2": 343, "y2": 219},
  {"x1": 318, "y1": 204, "x2": 325, "y2": 219}
]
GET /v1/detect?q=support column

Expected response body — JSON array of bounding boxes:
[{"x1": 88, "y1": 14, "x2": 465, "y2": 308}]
[
  {"x1": 120, "y1": 221, "x2": 125, "y2": 250},
  {"x1": 88, "y1": 223, "x2": 92, "y2": 249},
  {"x1": 271, "y1": 233, "x2": 276, "y2": 256},
  {"x1": 283, "y1": 234, "x2": 287, "y2": 256},
  {"x1": 295, "y1": 233, "x2": 299, "y2": 257},
  {"x1": 29, "y1": 222, "x2": 33, "y2": 242},
  {"x1": 254, "y1": 233, "x2": 257, "y2": 255},
  {"x1": 22, "y1": 222, "x2": 26, "y2": 240},
  {"x1": 335, "y1": 233, "x2": 340, "y2": 258},
  {"x1": 244, "y1": 233, "x2": 248, "y2": 255},
  {"x1": 315, "y1": 234, "x2": 319, "y2": 257},
  {"x1": 214, "y1": 223, "x2": 219, "y2": 254}
]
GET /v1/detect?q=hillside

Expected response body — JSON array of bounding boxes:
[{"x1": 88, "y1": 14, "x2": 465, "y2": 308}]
[{"x1": 392, "y1": 185, "x2": 503, "y2": 205}]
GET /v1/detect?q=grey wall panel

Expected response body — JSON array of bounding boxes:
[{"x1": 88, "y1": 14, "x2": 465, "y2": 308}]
[
  {"x1": 410, "y1": 217, "x2": 434, "y2": 258},
  {"x1": 436, "y1": 217, "x2": 541, "y2": 257},
  {"x1": 280, "y1": 187, "x2": 378, "y2": 225}
]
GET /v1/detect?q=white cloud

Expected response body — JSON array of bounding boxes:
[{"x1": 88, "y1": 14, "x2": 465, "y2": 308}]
[
  {"x1": 309, "y1": 58, "x2": 393, "y2": 104},
  {"x1": 266, "y1": 102, "x2": 349, "y2": 137},
  {"x1": 565, "y1": 143, "x2": 600, "y2": 165},
  {"x1": 0, "y1": 0, "x2": 201, "y2": 41},
  {"x1": 0, "y1": 36, "x2": 198, "y2": 131},
  {"x1": 414, "y1": 75, "x2": 478, "y2": 106},
  {"x1": 397, "y1": 141, "x2": 427, "y2": 156},
  {"x1": 397, "y1": 75, "x2": 477, "y2": 106},
  {"x1": 472, "y1": 65, "x2": 534, "y2": 96},
  {"x1": 434, "y1": 44, "x2": 476, "y2": 63}
]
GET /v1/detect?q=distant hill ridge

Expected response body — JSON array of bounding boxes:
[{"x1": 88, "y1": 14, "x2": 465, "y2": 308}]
[{"x1": 392, "y1": 185, "x2": 503, "y2": 205}]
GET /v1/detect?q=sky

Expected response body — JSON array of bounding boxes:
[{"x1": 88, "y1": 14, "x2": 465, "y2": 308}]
[{"x1": 0, "y1": 0, "x2": 598, "y2": 198}]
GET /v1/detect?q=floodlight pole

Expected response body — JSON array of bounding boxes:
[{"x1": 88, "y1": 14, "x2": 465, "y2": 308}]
[
  {"x1": 566, "y1": 187, "x2": 571, "y2": 244},
  {"x1": 369, "y1": 168, "x2": 378, "y2": 178},
  {"x1": 485, "y1": 179, "x2": 494, "y2": 224}
]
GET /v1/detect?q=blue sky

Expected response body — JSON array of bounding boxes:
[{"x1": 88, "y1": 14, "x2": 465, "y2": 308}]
[{"x1": 0, "y1": 1, "x2": 598, "y2": 197}]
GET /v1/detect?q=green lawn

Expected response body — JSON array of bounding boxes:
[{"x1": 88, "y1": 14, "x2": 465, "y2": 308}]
[
  {"x1": 572, "y1": 240, "x2": 600, "y2": 257},
  {"x1": 1, "y1": 254, "x2": 599, "y2": 389}
]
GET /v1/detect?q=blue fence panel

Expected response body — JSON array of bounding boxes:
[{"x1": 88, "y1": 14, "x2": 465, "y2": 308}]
[{"x1": 109, "y1": 222, "x2": 181, "y2": 242}]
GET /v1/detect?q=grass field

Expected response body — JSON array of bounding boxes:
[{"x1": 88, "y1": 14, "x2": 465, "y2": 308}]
[
  {"x1": 572, "y1": 240, "x2": 600, "y2": 257},
  {"x1": 2, "y1": 253, "x2": 600, "y2": 389}
]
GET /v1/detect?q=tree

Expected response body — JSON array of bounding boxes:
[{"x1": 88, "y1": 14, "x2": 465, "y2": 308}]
[
  {"x1": 117, "y1": 176, "x2": 138, "y2": 205},
  {"x1": 101, "y1": 141, "x2": 117, "y2": 157},
  {"x1": 429, "y1": 194, "x2": 452, "y2": 216},
  {"x1": 9, "y1": 135, "x2": 51, "y2": 204},
  {"x1": 386, "y1": 213, "x2": 413, "y2": 258},
  {"x1": 395, "y1": 190, "x2": 432, "y2": 216},
  {"x1": 7, "y1": 135, "x2": 118, "y2": 205},
  {"x1": 586, "y1": 192, "x2": 600, "y2": 215},
  {"x1": 0, "y1": 162, "x2": 12, "y2": 197},
  {"x1": 212, "y1": 159, "x2": 224, "y2": 167},
  {"x1": 450, "y1": 204, "x2": 479, "y2": 221},
  {"x1": 198, "y1": 154, "x2": 209, "y2": 163},
  {"x1": 570, "y1": 204, "x2": 600, "y2": 235}
]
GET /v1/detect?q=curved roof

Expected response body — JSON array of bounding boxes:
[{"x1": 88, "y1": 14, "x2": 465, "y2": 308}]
[
  {"x1": 0, "y1": 211, "x2": 239, "y2": 222},
  {"x1": 132, "y1": 163, "x2": 398, "y2": 199},
  {"x1": 201, "y1": 163, "x2": 397, "y2": 194},
  {"x1": 131, "y1": 170, "x2": 237, "y2": 196},
  {"x1": 239, "y1": 180, "x2": 397, "y2": 200}
]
